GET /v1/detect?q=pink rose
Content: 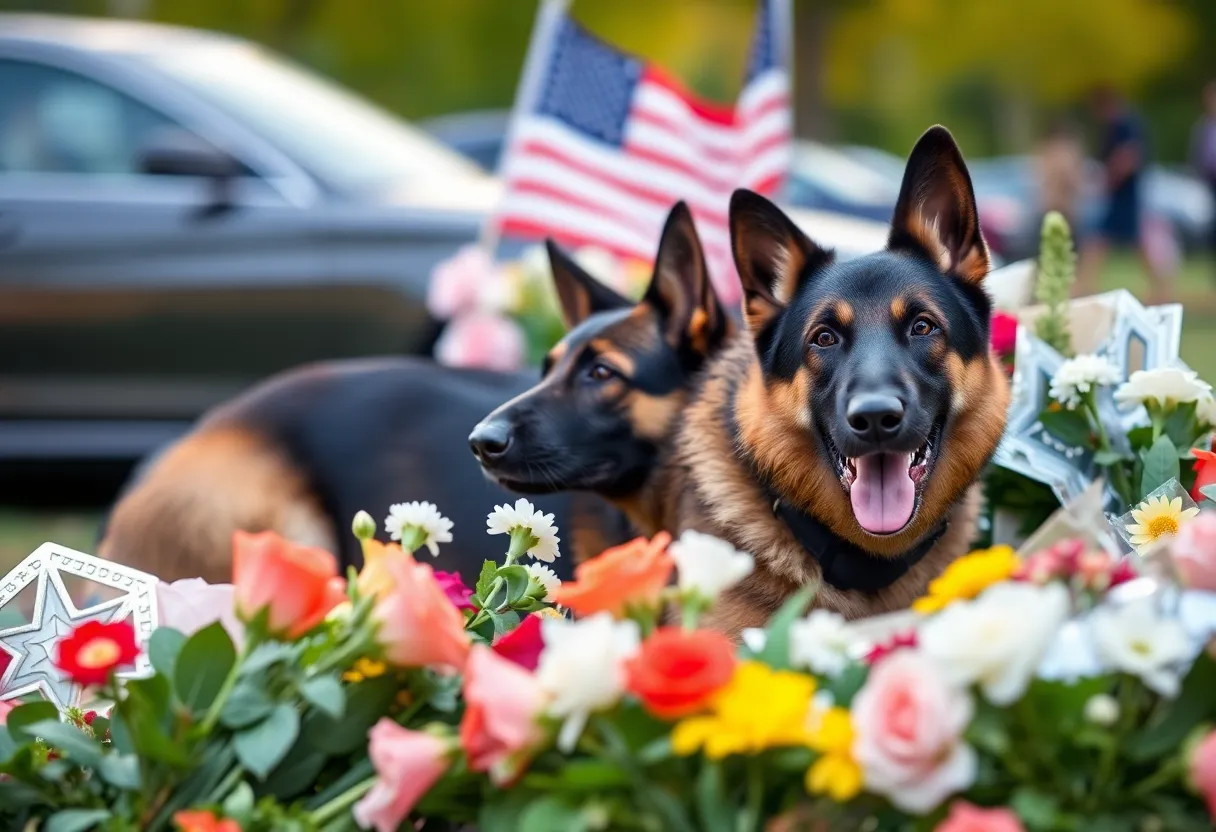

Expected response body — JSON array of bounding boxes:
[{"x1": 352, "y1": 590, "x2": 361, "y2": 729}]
[
  {"x1": 433, "y1": 570, "x2": 475, "y2": 611},
  {"x1": 990, "y1": 312, "x2": 1018, "y2": 357},
  {"x1": 1190, "y1": 729, "x2": 1216, "y2": 819},
  {"x1": 935, "y1": 801, "x2": 1026, "y2": 832},
  {"x1": 459, "y1": 645, "x2": 547, "y2": 784},
  {"x1": 371, "y1": 554, "x2": 470, "y2": 670},
  {"x1": 851, "y1": 650, "x2": 976, "y2": 814},
  {"x1": 352, "y1": 720, "x2": 450, "y2": 832},
  {"x1": 427, "y1": 245, "x2": 498, "y2": 319},
  {"x1": 434, "y1": 311, "x2": 525, "y2": 372},
  {"x1": 492, "y1": 613, "x2": 545, "y2": 671},
  {"x1": 1171, "y1": 511, "x2": 1216, "y2": 592},
  {"x1": 156, "y1": 579, "x2": 245, "y2": 648}
]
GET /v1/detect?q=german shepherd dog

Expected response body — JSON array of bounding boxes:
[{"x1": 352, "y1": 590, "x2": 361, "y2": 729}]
[
  {"x1": 99, "y1": 203, "x2": 728, "y2": 585},
  {"x1": 470, "y1": 202, "x2": 732, "y2": 539},
  {"x1": 666, "y1": 127, "x2": 1010, "y2": 637}
]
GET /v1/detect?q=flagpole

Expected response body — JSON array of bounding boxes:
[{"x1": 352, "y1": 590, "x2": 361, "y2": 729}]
[{"x1": 478, "y1": 0, "x2": 572, "y2": 256}]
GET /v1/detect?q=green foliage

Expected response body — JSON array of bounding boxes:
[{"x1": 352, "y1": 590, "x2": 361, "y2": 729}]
[{"x1": 1035, "y1": 211, "x2": 1076, "y2": 357}]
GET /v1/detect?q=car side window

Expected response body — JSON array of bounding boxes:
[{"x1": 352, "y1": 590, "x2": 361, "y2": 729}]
[{"x1": 0, "y1": 59, "x2": 185, "y2": 176}]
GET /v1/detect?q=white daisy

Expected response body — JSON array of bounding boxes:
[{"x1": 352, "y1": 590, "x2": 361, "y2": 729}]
[
  {"x1": 383, "y1": 501, "x2": 453, "y2": 557},
  {"x1": 1048, "y1": 354, "x2": 1120, "y2": 409},
  {"x1": 1114, "y1": 367, "x2": 1212, "y2": 410},
  {"x1": 486, "y1": 497, "x2": 561, "y2": 562},
  {"x1": 524, "y1": 562, "x2": 562, "y2": 601}
]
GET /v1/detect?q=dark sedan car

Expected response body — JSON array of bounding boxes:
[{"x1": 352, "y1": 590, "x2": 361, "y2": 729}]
[{"x1": 0, "y1": 14, "x2": 499, "y2": 465}]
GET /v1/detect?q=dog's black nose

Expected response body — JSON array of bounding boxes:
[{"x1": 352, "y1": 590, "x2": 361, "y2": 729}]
[
  {"x1": 469, "y1": 420, "x2": 513, "y2": 462},
  {"x1": 846, "y1": 393, "x2": 905, "y2": 443}
]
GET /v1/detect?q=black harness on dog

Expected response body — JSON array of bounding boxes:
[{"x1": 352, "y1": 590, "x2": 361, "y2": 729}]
[{"x1": 725, "y1": 393, "x2": 949, "y2": 594}]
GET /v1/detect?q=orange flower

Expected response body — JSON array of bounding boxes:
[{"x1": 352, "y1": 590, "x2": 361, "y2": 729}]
[
  {"x1": 232, "y1": 530, "x2": 347, "y2": 640},
  {"x1": 1193, "y1": 449, "x2": 1216, "y2": 504},
  {"x1": 550, "y1": 532, "x2": 674, "y2": 617},
  {"x1": 371, "y1": 553, "x2": 470, "y2": 670},
  {"x1": 174, "y1": 810, "x2": 240, "y2": 832},
  {"x1": 625, "y1": 627, "x2": 736, "y2": 719},
  {"x1": 55, "y1": 620, "x2": 140, "y2": 687},
  {"x1": 357, "y1": 539, "x2": 407, "y2": 600}
]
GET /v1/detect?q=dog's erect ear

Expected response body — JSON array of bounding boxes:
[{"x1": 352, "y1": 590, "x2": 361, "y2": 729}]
[
  {"x1": 730, "y1": 189, "x2": 832, "y2": 334},
  {"x1": 546, "y1": 239, "x2": 631, "y2": 330},
  {"x1": 643, "y1": 202, "x2": 732, "y2": 356},
  {"x1": 888, "y1": 125, "x2": 990, "y2": 285}
]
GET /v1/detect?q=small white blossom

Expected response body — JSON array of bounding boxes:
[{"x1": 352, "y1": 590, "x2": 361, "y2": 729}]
[
  {"x1": 1114, "y1": 367, "x2": 1212, "y2": 410},
  {"x1": 1090, "y1": 597, "x2": 1192, "y2": 697},
  {"x1": 668, "y1": 531, "x2": 754, "y2": 602},
  {"x1": 1048, "y1": 354, "x2": 1120, "y2": 409},
  {"x1": 1083, "y1": 693, "x2": 1120, "y2": 726},
  {"x1": 486, "y1": 498, "x2": 561, "y2": 562},
  {"x1": 789, "y1": 610, "x2": 852, "y2": 678},
  {"x1": 536, "y1": 613, "x2": 640, "y2": 752},
  {"x1": 524, "y1": 562, "x2": 561, "y2": 602},
  {"x1": 384, "y1": 501, "x2": 453, "y2": 557}
]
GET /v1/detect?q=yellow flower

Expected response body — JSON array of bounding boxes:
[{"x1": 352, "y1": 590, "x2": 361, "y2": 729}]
[
  {"x1": 672, "y1": 661, "x2": 816, "y2": 760},
  {"x1": 342, "y1": 657, "x2": 387, "y2": 684},
  {"x1": 1125, "y1": 494, "x2": 1199, "y2": 553},
  {"x1": 805, "y1": 707, "x2": 863, "y2": 801},
  {"x1": 912, "y1": 545, "x2": 1019, "y2": 613}
]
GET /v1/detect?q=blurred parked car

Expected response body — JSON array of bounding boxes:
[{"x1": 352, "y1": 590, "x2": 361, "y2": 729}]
[
  {"x1": 0, "y1": 14, "x2": 498, "y2": 463},
  {"x1": 786, "y1": 141, "x2": 899, "y2": 224},
  {"x1": 421, "y1": 108, "x2": 511, "y2": 173}
]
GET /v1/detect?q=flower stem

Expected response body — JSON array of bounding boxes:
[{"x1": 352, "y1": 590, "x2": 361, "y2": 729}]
[
  {"x1": 1085, "y1": 394, "x2": 1136, "y2": 504},
  {"x1": 468, "y1": 528, "x2": 537, "y2": 627},
  {"x1": 741, "y1": 757, "x2": 764, "y2": 832},
  {"x1": 198, "y1": 638, "x2": 256, "y2": 734},
  {"x1": 310, "y1": 775, "x2": 377, "y2": 825},
  {"x1": 399, "y1": 526, "x2": 427, "y2": 555}
]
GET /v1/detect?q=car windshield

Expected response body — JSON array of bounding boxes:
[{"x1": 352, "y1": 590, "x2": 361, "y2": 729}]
[{"x1": 142, "y1": 42, "x2": 484, "y2": 192}]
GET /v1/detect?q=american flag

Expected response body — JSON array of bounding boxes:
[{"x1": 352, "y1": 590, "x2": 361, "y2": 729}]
[{"x1": 492, "y1": 0, "x2": 792, "y2": 305}]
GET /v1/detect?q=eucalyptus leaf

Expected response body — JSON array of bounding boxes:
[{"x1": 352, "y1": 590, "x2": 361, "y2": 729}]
[
  {"x1": 1140, "y1": 435, "x2": 1181, "y2": 499},
  {"x1": 220, "y1": 682, "x2": 274, "y2": 729},
  {"x1": 299, "y1": 675, "x2": 345, "y2": 720},
  {"x1": 491, "y1": 609, "x2": 521, "y2": 636},
  {"x1": 174, "y1": 621, "x2": 237, "y2": 713},
  {"x1": 235, "y1": 703, "x2": 300, "y2": 780},
  {"x1": 147, "y1": 627, "x2": 186, "y2": 679},
  {"x1": 1201, "y1": 484, "x2": 1216, "y2": 506},
  {"x1": 222, "y1": 782, "x2": 256, "y2": 824},
  {"x1": 3, "y1": 701, "x2": 59, "y2": 742},
  {"x1": 44, "y1": 809, "x2": 112, "y2": 832},
  {"x1": 1038, "y1": 409, "x2": 1092, "y2": 448},
  {"x1": 96, "y1": 752, "x2": 142, "y2": 790},
  {"x1": 1092, "y1": 449, "x2": 1125, "y2": 466}
]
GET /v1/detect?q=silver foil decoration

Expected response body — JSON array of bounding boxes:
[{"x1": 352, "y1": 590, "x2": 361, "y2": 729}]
[{"x1": 0, "y1": 543, "x2": 158, "y2": 709}]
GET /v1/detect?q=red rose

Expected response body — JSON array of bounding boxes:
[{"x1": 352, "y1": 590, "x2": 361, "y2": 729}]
[
  {"x1": 492, "y1": 614, "x2": 544, "y2": 672},
  {"x1": 990, "y1": 312, "x2": 1018, "y2": 357},
  {"x1": 1192, "y1": 449, "x2": 1216, "y2": 505},
  {"x1": 55, "y1": 620, "x2": 140, "y2": 687},
  {"x1": 624, "y1": 627, "x2": 735, "y2": 719}
]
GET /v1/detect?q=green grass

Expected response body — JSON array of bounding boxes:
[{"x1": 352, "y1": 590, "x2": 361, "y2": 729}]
[{"x1": 0, "y1": 252, "x2": 1213, "y2": 574}]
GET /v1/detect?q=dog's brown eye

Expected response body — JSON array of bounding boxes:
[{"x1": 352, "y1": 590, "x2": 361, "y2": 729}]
[
  {"x1": 810, "y1": 329, "x2": 838, "y2": 349},
  {"x1": 587, "y1": 363, "x2": 617, "y2": 382},
  {"x1": 910, "y1": 317, "x2": 937, "y2": 337}
]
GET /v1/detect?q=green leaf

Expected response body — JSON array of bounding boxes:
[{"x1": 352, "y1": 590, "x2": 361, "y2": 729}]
[
  {"x1": 0, "y1": 726, "x2": 15, "y2": 764},
  {"x1": 491, "y1": 609, "x2": 521, "y2": 637},
  {"x1": 147, "y1": 627, "x2": 186, "y2": 679},
  {"x1": 1129, "y1": 425, "x2": 1155, "y2": 450},
  {"x1": 823, "y1": 662, "x2": 869, "y2": 708},
  {"x1": 1128, "y1": 653, "x2": 1216, "y2": 761},
  {"x1": 123, "y1": 697, "x2": 190, "y2": 767},
  {"x1": 220, "y1": 682, "x2": 274, "y2": 729},
  {"x1": 1201, "y1": 484, "x2": 1216, "y2": 506},
  {"x1": 299, "y1": 675, "x2": 345, "y2": 720},
  {"x1": 555, "y1": 759, "x2": 631, "y2": 789},
  {"x1": 303, "y1": 675, "x2": 396, "y2": 755},
  {"x1": 44, "y1": 809, "x2": 112, "y2": 832},
  {"x1": 754, "y1": 585, "x2": 816, "y2": 670},
  {"x1": 260, "y1": 742, "x2": 328, "y2": 801},
  {"x1": 518, "y1": 796, "x2": 589, "y2": 832},
  {"x1": 106, "y1": 710, "x2": 134, "y2": 755},
  {"x1": 240, "y1": 642, "x2": 293, "y2": 676},
  {"x1": 1038, "y1": 409, "x2": 1092, "y2": 447},
  {"x1": 1092, "y1": 449, "x2": 1125, "y2": 466},
  {"x1": 235, "y1": 703, "x2": 299, "y2": 780},
  {"x1": 96, "y1": 752, "x2": 142, "y2": 790},
  {"x1": 1011, "y1": 788, "x2": 1060, "y2": 830},
  {"x1": 1164, "y1": 401, "x2": 1200, "y2": 449},
  {"x1": 27, "y1": 720, "x2": 103, "y2": 767},
  {"x1": 694, "y1": 762, "x2": 733, "y2": 832},
  {"x1": 1141, "y1": 435, "x2": 1181, "y2": 499},
  {"x1": 497, "y1": 565, "x2": 531, "y2": 605},
  {"x1": 966, "y1": 705, "x2": 1011, "y2": 756},
  {"x1": 475, "y1": 559, "x2": 497, "y2": 604},
  {"x1": 4, "y1": 701, "x2": 60, "y2": 742},
  {"x1": 222, "y1": 782, "x2": 256, "y2": 825},
  {"x1": 174, "y1": 621, "x2": 237, "y2": 714}
]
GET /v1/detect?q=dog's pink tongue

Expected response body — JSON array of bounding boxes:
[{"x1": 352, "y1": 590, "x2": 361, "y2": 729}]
[{"x1": 850, "y1": 453, "x2": 915, "y2": 534}]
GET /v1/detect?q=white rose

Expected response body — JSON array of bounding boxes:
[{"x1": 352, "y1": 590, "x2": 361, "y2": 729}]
[
  {"x1": 536, "y1": 612, "x2": 640, "y2": 751},
  {"x1": 920, "y1": 582, "x2": 1069, "y2": 705},
  {"x1": 1114, "y1": 367, "x2": 1212, "y2": 410},
  {"x1": 668, "y1": 531, "x2": 754, "y2": 603},
  {"x1": 1090, "y1": 597, "x2": 1193, "y2": 697},
  {"x1": 789, "y1": 610, "x2": 852, "y2": 678}
]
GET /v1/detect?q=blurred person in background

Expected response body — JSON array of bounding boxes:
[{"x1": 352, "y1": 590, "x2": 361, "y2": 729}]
[
  {"x1": 1191, "y1": 80, "x2": 1216, "y2": 276},
  {"x1": 1077, "y1": 85, "x2": 1170, "y2": 303},
  {"x1": 1035, "y1": 115, "x2": 1085, "y2": 231}
]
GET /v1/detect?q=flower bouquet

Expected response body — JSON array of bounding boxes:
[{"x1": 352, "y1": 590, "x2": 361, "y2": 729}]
[
  {"x1": 426, "y1": 243, "x2": 651, "y2": 371},
  {"x1": 6, "y1": 497, "x2": 1216, "y2": 832}
]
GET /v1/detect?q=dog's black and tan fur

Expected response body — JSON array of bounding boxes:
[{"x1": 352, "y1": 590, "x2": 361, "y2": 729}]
[
  {"x1": 100, "y1": 204, "x2": 729, "y2": 585},
  {"x1": 471, "y1": 202, "x2": 733, "y2": 539},
  {"x1": 662, "y1": 126, "x2": 1010, "y2": 636}
]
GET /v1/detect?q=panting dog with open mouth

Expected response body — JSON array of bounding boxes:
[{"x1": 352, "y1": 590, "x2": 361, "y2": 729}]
[{"x1": 666, "y1": 126, "x2": 1010, "y2": 636}]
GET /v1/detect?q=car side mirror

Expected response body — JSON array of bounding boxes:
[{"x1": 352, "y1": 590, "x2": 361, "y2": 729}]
[{"x1": 136, "y1": 129, "x2": 241, "y2": 218}]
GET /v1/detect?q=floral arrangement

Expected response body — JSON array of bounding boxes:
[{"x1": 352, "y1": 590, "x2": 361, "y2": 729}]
[
  {"x1": 426, "y1": 243, "x2": 651, "y2": 370},
  {"x1": 6, "y1": 495, "x2": 1216, "y2": 832}
]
